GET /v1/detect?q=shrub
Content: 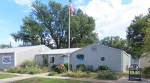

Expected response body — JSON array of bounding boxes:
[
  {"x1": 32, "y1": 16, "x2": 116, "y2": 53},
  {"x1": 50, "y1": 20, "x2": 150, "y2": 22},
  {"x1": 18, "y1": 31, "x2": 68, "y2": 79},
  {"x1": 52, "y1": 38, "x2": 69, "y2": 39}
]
[
  {"x1": 41, "y1": 67, "x2": 49, "y2": 73},
  {"x1": 143, "y1": 66, "x2": 150, "y2": 78},
  {"x1": 21, "y1": 60, "x2": 37, "y2": 68},
  {"x1": 64, "y1": 71, "x2": 89, "y2": 78},
  {"x1": 48, "y1": 71, "x2": 58, "y2": 76},
  {"x1": 64, "y1": 64, "x2": 72, "y2": 70},
  {"x1": 51, "y1": 64, "x2": 67, "y2": 73},
  {"x1": 86, "y1": 65, "x2": 94, "y2": 71},
  {"x1": 76, "y1": 64, "x2": 86, "y2": 71},
  {"x1": 96, "y1": 70, "x2": 118, "y2": 80},
  {"x1": 7, "y1": 67, "x2": 21, "y2": 73},
  {"x1": 98, "y1": 65, "x2": 110, "y2": 71},
  {"x1": 7, "y1": 60, "x2": 41, "y2": 74}
]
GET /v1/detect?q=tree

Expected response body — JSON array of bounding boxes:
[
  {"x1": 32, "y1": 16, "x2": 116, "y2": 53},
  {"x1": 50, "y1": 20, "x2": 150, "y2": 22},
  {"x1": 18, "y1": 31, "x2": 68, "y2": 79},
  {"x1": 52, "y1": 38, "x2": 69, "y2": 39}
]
[
  {"x1": 0, "y1": 44, "x2": 10, "y2": 48},
  {"x1": 143, "y1": 14, "x2": 150, "y2": 53},
  {"x1": 100, "y1": 36, "x2": 128, "y2": 51},
  {"x1": 11, "y1": 1, "x2": 98, "y2": 48},
  {"x1": 127, "y1": 15, "x2": 148, "y2": 58}
]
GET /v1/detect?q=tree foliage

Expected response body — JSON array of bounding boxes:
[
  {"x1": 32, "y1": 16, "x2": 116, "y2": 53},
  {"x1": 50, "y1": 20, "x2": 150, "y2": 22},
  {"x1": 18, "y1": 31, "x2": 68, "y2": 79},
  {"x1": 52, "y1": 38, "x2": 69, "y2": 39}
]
[
  {"x1": 143, "y1": 15, "x2": 150, "y2": 53},
  {"x1": 127, "y1": 15, "x2": 150, "y2": 58},
  {"x1": 0, "y1": 44, "x2": 10, "y2": 48},
  {"x1": 11, "y1": 1, "x2": 98, "y2": 48},
  {"x1": 100, "y1": 36, "x2": 128, "y2": 51}
]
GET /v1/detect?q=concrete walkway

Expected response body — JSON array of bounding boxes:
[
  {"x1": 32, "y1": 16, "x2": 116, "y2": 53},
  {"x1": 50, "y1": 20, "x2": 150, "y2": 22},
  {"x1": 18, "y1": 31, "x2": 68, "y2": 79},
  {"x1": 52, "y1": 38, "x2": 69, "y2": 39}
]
[
  {"x1": 0, "y1": 72, "x2": 49, "y2": 83},
  {"x1": 0, "y1": 72, "x2": 149, "y2": 83}
]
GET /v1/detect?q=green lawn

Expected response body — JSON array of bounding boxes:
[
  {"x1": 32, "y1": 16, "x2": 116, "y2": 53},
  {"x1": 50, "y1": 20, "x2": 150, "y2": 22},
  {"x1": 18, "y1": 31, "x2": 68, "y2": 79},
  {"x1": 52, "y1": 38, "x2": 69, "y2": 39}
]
[
  {"x1": 14, "y1": 77, "x2": 93, "y2": 83},
  {"x1": 0, "y1": 73, "x2": 16, "y2": 79}
]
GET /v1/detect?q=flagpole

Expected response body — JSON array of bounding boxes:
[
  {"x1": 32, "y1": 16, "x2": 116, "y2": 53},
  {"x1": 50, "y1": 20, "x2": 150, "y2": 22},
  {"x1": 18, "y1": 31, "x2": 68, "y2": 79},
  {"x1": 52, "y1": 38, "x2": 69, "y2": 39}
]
[{"x1": 68, "y1": 0, "x2": 71, "y2": 72}]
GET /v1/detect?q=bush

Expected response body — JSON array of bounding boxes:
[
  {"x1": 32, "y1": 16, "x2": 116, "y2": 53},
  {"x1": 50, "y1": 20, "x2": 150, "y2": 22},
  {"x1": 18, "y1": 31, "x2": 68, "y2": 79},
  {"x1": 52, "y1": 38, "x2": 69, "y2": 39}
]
[
  {"x1": 51, "y1": 64, "x2": 67, "y2": 73},
  {"x1": 48, "y1": 71, "x2": 58, "y2": 76},
  {"x1": 7, "y1": 67, "x2": 21, "y2": 73},
  {"x1": 98, "y1": 65, "x2": 110, "y2": 71},
  {"x1": 7, "y1": 60, "x2": 41, "y2": 74},
  {"x1": 76, "y1": 64, "x2": 86, "y2": 71},
  {"x1": 86, "y1": 65, "x2": 94, "y2": 71},
  {"x1": 143, "y1": 66, "x2": 150, "y2": 78},
  {"x1": 64, "y1": 64, "x2": 72, "y2": 70},
  {"x1": 64, "y1": 71, "x2": 89, "y2": 78},
  {"x1": 96, "y1": 70, "x2": 118, "y2": 80},
  {"x1": 21, "y1": 61, "x2": 37, "y2": 68}
]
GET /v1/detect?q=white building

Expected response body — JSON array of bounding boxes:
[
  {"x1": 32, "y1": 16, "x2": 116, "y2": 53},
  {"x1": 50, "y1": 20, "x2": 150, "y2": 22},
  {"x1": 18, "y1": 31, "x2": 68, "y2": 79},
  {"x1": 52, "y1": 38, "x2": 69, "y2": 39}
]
[
  {"x1": 0, "y1": 44, "x2": 131, "y2": 72},
  {"x1": 37, "y1": 44, "x2": 131, "y2": 72},
  {"x1": 0, "y1": 45, "x2": 50, "y2": 69}
]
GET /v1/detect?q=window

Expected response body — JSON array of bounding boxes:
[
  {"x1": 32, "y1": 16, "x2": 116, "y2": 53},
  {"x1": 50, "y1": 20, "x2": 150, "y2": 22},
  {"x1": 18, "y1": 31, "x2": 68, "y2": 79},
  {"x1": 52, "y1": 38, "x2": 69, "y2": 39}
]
[
  {"x1": 50, "y1": 57, "x2": 55, "y2": 63},
  {"x1": 76, "y1": 54, "x2": 84, "y2": 64},
  {"x1": 76, "y1": 54, "x2": 84, "y2": 60},
  {"x1": 100, "y1": 57, "x2": 105, "y2": 61},
  {"x1": 2, "y1": 56, "x2": 12, "y2": 64},
  {"x1": 91, "y1": 46, "x2": 97, "y2": 51}
]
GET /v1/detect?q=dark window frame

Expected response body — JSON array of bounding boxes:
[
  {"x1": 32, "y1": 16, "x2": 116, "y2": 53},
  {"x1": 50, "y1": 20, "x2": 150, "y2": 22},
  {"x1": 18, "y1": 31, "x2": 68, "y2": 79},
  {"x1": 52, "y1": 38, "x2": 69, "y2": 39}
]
[
  {"x1": 50, "y1": 57, "x2": 55, "y2": 63},
  {"x1": 100, "y1": 57, "x2": 105, "y2": 61},
  {"x1": 76, "y1": 54, "x2": 84, "y2": 60}
]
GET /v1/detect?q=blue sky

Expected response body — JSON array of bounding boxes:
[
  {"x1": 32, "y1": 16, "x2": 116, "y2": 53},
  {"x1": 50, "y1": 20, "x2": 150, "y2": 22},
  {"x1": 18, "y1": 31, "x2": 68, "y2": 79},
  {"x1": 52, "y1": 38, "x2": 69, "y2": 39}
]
[{"x1": 0, "y1": 0, "x2": 149, "y2": 47}]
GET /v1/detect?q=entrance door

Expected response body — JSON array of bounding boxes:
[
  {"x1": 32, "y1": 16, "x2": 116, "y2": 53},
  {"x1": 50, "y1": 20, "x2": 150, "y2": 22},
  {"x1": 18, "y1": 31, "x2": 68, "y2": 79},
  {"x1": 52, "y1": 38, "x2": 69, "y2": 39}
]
[{"x1": 42, "y1": 55, "x2": 48, "y2": 66}]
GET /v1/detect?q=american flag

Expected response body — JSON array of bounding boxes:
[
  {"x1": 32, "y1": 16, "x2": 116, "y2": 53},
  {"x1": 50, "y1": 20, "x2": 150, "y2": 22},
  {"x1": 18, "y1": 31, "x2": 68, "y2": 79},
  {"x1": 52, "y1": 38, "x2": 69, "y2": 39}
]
[{"x1": 69, "y1": 0, "x2": 74, "y2": 15}]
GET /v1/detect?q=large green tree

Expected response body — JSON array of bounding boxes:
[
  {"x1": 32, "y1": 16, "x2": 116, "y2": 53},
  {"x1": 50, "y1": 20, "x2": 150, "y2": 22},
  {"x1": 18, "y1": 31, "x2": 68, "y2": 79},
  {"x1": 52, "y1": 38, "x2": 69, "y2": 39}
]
[
  {"x1": 0, "y1": 44, "x2": 10, "y2": 48},
  {"x1": 127, "y1": 15, "x2": 149, "y2": 58},
  {"x1": 100, "y1": 36, "x2": 128, "y2": 51},
  {"x1": 11, "y1": 1, "x2": 98, "y2": 48},
  {"x1": 143, "y1": 14, "x2": 150, "y2": 53}
]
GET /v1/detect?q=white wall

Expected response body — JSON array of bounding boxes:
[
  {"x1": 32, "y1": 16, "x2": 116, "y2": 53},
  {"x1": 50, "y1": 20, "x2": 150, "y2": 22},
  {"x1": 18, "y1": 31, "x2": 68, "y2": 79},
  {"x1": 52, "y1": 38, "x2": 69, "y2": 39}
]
[
  {"x1": 122, "y1": 51, "x2": 131, "y2": 72},
  {"x1": 70, "y1": 44, "x2": 123, "y2": 72},
  {"x1": 15, "y1": 46, "x2": 50, "y2": 66},
  {"x1": 47, "y1": 54, "x2": 65, "y2": 68}
]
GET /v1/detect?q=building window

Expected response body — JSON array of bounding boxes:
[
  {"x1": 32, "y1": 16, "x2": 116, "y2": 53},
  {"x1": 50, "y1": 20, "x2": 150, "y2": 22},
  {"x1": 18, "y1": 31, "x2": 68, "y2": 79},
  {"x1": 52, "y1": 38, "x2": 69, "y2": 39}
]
[
  {"x1": 2, "y1": 56, "x2": 12, "y2": 64},
  {"x1": 50, "y1": 57, "x2": 55, "y2": 63},
  {"x1": 100, "y1": 57, "x2": 105, "y2": 61},
  {"x1": 76, "y1": 54, "x2": 84, "y2": 60},
  {"x1": 91, "y1": 46, "x2": 97, "y2": 51}
]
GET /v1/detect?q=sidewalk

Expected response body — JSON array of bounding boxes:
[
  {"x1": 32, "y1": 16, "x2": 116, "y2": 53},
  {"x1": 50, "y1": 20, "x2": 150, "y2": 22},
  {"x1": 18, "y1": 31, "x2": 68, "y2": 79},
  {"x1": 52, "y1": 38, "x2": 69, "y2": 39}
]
[
  {"x1": 0, "y1": 72, "x2": 49, "y2": 83},
  {"x1": 0, "y1": 72, "x2": 149, "y2": 83}
]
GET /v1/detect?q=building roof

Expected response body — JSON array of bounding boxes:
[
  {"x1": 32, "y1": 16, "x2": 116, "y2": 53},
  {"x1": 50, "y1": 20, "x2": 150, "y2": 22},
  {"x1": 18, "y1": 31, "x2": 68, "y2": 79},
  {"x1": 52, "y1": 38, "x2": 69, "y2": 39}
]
[
  {"x1": 40, "y1": 48, "x2": 81, "y2": 55},
  {"x1": 0, "y1": 45, "x2": 48, "y2": 54}
]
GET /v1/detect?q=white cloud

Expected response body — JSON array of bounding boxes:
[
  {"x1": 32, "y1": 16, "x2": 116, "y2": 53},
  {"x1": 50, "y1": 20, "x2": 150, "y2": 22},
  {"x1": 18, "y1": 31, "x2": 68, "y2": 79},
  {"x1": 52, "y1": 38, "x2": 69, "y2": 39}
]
[
  {"x1": 14, "y1": 0, "x2": 34, "y2": 7},
  {"x1": 79, "y1": 0, "x2": 150, "y2": 39}
]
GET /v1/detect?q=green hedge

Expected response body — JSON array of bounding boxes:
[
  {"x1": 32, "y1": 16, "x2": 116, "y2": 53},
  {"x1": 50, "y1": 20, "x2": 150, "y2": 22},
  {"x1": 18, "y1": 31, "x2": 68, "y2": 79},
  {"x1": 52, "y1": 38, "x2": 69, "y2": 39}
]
[
  {"x1": 76, "y1": 64, "x2": 86, "y2": 71},
  {"x1": 7, "y1": 60, "x2": 41, "y2": 74},
  {"x1": 98, "y1": 65, "x2": 110, "y2": 71},
  {"x1": 51, "y1": 64, "x2": 67, "y2": 73},
  {"x1": 48, "y1": 71, "x2": 58, "y2": 76},
  {"x1": 96, "y1": 70, "x2": 118, "y2": 80},
  {"x1": 143, "y1": 66, "x2": 150, "y2": 78},
  {"x1": 64, "y1": 71, "x2": 89, "y2": 78}
]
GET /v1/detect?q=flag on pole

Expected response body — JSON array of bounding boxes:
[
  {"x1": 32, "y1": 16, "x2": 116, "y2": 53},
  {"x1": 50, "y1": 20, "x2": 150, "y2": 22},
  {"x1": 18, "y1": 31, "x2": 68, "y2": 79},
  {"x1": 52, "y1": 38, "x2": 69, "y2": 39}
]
[{"x1": 69, "y1": 0, "x2": 74, "y2": 15}]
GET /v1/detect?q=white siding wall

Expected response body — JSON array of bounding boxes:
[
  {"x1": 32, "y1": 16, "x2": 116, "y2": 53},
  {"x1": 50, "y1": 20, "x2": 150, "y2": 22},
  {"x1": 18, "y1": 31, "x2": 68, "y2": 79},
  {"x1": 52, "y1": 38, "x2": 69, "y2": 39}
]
[
  {"x1": 122, "y1": 51, "x2": 131, "y2": 72},
  {"x1": 70, "y1": 44, "x2": 123, "y2": 72},
  {"x1": 15, "y1": 46, "x2": 50, "y2": 66},
  {"x1": 35, "y1": 55, "x2": 44, "y2": 66},
  {"x1": 48, "y1": 55, "x2": 64, "y2": 68}
]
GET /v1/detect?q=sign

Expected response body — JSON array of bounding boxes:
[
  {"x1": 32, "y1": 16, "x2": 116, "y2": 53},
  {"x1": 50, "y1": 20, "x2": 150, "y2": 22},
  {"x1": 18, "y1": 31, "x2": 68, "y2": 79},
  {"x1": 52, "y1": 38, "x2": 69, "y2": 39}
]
[{"x1": 2, "y1": 56, "x2": 12, "y2": 64}]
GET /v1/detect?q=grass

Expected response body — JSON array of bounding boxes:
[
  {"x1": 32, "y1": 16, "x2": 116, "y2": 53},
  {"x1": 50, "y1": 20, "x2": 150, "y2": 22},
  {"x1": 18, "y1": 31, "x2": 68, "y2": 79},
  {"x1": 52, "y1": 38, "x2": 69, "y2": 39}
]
[
  {"x1": 0, "y1": 73, "x2": 16, "y2": 79},
  {"x1": 14, "y1": 77, "x2": 93, "y2": 83}
]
